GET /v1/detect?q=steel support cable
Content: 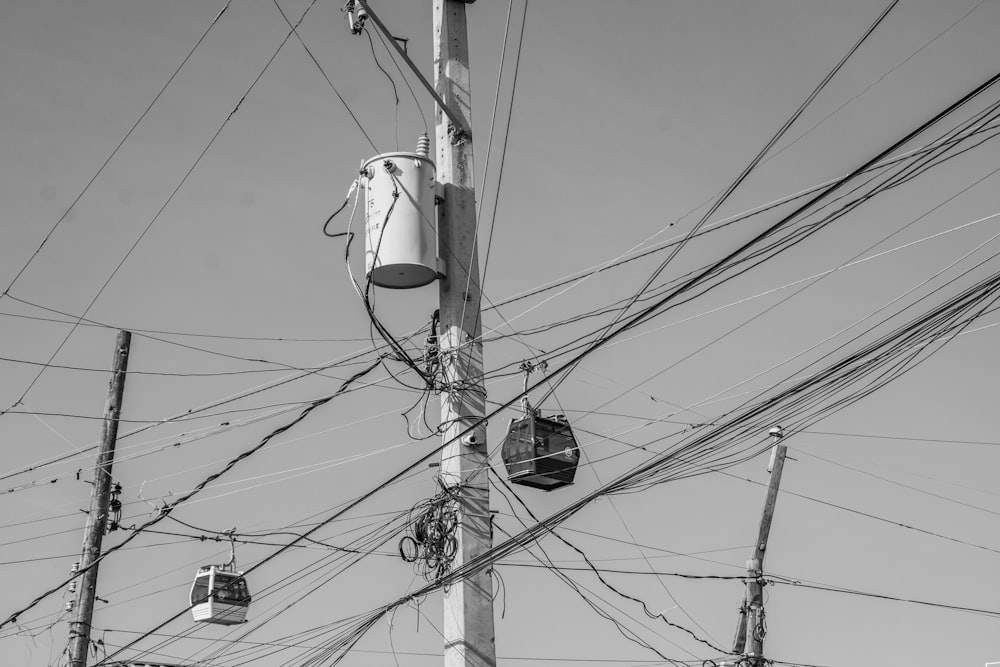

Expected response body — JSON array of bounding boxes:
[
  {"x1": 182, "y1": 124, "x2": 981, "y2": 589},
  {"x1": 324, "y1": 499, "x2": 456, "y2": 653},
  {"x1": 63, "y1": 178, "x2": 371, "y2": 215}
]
[
  {"x1": 0, "y1": 103, "x2": 988, "y2": 486},
  {"x1": 0, "y1": 116, "x2": 990, "y2": 349},
  {"x1": 0, "y1": 0, "x2": 331, "y2": 419},
  {"x1": 0, "y1": 306, "x2": 372, "y2": 342},
  {"x1": 97, "y1": 468, "x2": 445, "y2": 665},
  {"x1": 468, "y1": 0, "x2": 530, "y2": 337},
  {"x1": 490, "y1": 521, "x2": 692, "y2": 667},
  {"x1": 541, "y1": 383, "x2": 722, "y2": 648},
  {"x1": 475, "y1": 0, "x2": 518, "y2": 221},
  {"x1": 95, "y1": 494, "x2": 413, "y2": 664},
  {"x1": 583, "y1": 207, "x2": 1000, "y2": 373},
  {"x1": 0, "y1": 353, "x2": 388, "y2": 630},
  {"x1": 47, "y1": 74, "x2": 1000, "y2": 655},
  {"x1": 3, "y1": 107, "x2": 982, "y2": 408},
  {"x1": 0, "y1": 341, "x2": 390, "y2": 485},
  {"x1": 769, "y1": 579, "x2": 1000, "y2": 618},
  {"x1": 488, "y1": 81, "x2": 1000, "y2": 383},
  {"x1": 269, "y1": 0, "x2": 379, "y2": 153},
  {"x1": 485, "y1": 100, "x2": 1000, "y2": 373},
  {"x1": 126, "y1": 516, "x2": 411, "y2": 667},
  {"x1": 0, "y1": 354, "x2": 365, "y2": 378},
  {"x1": 554, "y1": 112, "x2": 1000, "y2": 366},
  {"x1": 762, "y1": 0, "x2": 989, "y2": 168},
  {"x1": 478, "y1": 116, "x2": 1000, "y2": 319},
  {"x1": 1, "y1": 293, "x2": 362, "y2": 380},
  {"x1": 496, "y1": 92, "x2": 1000, "y2": 379},
  {"x1": 491, "y1": 249, "x2": 1000, "y2": 493},
  {"x1": 309, "y1": 266, "x2": 1000, "y2": 663},
  {"x1": 207, "y1": 115, "x2": 1000, "y2": 664},
  {"x1": 0, "y1": 4, "x2": 406, "y2": 496},
  {"x1": 574, "y1": 405, "x2": 1000, "y2": 558},
  {"x1": 534, "y1": 0, "x2": 901, "y2": 407},
  {"x1": 0, "y1": 1, "x2": 232, "y2": 300},
  {"x1": 522, "y1": 139, "x2": 1000, "y2": 422},
  {"x1": 481, "y1": 156, "x2": 998, "y2": 395},
  {"x1": 493, "y1": 471, "x2": 726, "y2": 655}
]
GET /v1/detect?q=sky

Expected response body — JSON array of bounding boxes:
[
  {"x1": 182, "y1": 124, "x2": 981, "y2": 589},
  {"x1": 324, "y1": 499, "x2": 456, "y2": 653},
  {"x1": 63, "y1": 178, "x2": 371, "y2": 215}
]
[{"x1": 2, "y1": 1, "x2": 1000, "y2": 666}]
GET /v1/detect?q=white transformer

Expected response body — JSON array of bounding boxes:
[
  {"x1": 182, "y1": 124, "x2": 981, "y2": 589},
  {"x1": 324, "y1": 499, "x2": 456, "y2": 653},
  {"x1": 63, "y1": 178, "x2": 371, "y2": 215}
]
[{"x1": 362, "y1": 149, "x2": 438, "y2": 289}]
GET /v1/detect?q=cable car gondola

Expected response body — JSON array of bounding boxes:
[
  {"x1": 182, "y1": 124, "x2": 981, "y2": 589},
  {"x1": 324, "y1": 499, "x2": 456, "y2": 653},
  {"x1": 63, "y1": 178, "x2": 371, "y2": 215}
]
[
  {"x1": 190, "y1": 564, "x2": 251, "y2": 625},
  {"x1": 501, "y1": 362, "x2": 580, "y2": 490},
  {"x1": 189, "y1": 532, "x2": 250, "y2": 625},
  {"x1": 501, "y1": 413, "x2": 579, "y2": 490}
]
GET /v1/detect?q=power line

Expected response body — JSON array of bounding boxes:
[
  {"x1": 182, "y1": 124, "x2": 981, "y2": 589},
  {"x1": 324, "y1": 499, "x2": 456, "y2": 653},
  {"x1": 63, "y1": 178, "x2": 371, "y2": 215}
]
[
  {"x1": 0, "y1": 1, "x2": 232, "y2": 300},
  {"x1": 1, "y1": 0, "x2": 333, "y2": 417},
  {"x1": 534, "y1": 0, "x2": 901, "y2": 407},
  {"x1": 770, "y1": 579, "x2": 1000, "y2": 619},
  {"x1": 269, "y1": 0, "x2": 379, "y2": 153},
  {"x1": 0, "y1": 354, "x2": 388, "y2": 630}
]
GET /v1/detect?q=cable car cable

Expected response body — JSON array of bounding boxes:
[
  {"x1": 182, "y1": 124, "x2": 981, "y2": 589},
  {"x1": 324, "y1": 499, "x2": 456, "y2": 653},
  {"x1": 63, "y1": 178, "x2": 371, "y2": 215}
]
[
  {"x1": 486, "y1": 98, "x2": 1000, "y2": 387},
  {"x1": 1, "y1": 0, "x2": 338, "y2": 421},
  {"x1": 326, "y1": 266, "x2": 1000, "y2": 658},
  {"x1": 531, "y1": 0, "x2": 902, "y2": 408},
  {"x1": 0, "y1": 1, "x2": 233, "y2": 302},
  {"x1": 493, "y1": 469, "x2": 727, "y2": 653},
  {"x1": 0, "y1": 353, "x2": 388, "y2": 630},
  {"x1": 83, "y1": 162, "x2": 1000, "y2": 661}
]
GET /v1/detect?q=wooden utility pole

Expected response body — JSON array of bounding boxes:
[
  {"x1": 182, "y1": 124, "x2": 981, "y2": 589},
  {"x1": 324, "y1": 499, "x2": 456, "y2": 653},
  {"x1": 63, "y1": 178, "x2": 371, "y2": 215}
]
[
  {"x1": 732, "y1": 426, "x2": 787, "y2": 666},
  {"x1": 433, "y1": 2, "x2": 496, "y2": 667},
  {"x1": 68, "y1": 330, "x2": 131, "y2": 667}
]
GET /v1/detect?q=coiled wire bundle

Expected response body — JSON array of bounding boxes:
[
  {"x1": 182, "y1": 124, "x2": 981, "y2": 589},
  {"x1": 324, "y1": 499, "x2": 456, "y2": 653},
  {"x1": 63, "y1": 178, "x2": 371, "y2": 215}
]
[{"x1": 398, "y1": 484, "x2": 459, "y2": 581}]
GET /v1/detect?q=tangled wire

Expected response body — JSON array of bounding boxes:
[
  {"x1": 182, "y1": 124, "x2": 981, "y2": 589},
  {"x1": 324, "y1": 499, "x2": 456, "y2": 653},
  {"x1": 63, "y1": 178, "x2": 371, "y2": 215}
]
[{"x1": 398, "y1": 483, "x2": 460, "y2": 581}]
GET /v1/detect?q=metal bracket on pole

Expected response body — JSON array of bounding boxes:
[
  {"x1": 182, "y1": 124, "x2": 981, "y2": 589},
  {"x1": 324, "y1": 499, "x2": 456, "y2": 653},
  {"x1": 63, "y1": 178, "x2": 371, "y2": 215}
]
[{"x1": 355, "y1": 0, "x2": 473, "y2": 143}]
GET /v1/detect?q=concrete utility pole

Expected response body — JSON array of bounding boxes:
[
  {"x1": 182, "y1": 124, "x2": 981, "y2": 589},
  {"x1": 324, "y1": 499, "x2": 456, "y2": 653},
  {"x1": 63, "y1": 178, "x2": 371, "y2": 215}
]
[
  {"x1": 732, "y1": 426, "x2": 787, "y2": 666},
  {"x1": 433, "y1": 1, "x2": 496, "y2": 667},
  {"x1": 68, "y1": 330, "x2": 131, "y2": 667}
]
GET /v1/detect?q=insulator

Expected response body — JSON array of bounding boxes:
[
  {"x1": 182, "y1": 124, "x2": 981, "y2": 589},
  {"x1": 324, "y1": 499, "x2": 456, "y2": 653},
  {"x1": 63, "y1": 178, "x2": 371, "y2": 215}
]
[
  {"x1": 65, "y1": 601, "x2": 74, "y2": 612},
  {"x1": 416, "y1": 133, "x2": 430, "y2": 158},
  {"x1": 71, "y1": 562, "x2": 80, "y2": 574},
  {"x1": 68, "y1": 582, "x2": 77, "y2": 594}
]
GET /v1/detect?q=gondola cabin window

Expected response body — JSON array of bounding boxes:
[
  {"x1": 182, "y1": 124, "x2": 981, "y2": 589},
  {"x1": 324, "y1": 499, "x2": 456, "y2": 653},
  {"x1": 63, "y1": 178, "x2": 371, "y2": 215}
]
[{"x1": 190, "y1": 565, "x2": 251, "y2": 625}]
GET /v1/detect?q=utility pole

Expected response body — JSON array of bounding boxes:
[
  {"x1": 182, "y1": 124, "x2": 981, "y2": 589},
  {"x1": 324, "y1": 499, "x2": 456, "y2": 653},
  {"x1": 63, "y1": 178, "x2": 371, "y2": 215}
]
[
  {"x1": 68, "y1": 330, "x2": 131, "y2": 667},
  {"x1": 732, "y1": 425, "x2": 787, "y2": 666},
  {"x1": 433, "y1": 1, "x2": 496, "y2": 667}
]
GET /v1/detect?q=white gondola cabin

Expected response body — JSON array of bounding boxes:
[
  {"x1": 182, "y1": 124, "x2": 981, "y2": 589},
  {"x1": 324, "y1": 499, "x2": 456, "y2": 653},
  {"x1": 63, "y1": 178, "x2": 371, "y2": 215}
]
[
  {"x1": 190, "y1": 565, "x2": 251, "y2": 625},
  {"x1": 501, "y1": 414, "x2": 579, "y2": 490}
]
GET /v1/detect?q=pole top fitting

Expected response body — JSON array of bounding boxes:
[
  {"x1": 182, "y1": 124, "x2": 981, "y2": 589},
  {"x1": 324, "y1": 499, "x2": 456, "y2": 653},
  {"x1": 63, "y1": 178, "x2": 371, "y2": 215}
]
[{"x1": 768, "y1": 426, "x2": 784, "y2": 439}]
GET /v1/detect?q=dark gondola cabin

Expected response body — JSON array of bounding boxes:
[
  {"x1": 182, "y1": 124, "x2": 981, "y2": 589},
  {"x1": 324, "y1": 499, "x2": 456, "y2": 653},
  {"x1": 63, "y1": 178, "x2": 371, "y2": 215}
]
[
  {"x1": 190, "y1": 565, "x2": 251, "y2": 625},
  {"x1": 501, "y1": 414, "x2": 579, "y2": 490}
]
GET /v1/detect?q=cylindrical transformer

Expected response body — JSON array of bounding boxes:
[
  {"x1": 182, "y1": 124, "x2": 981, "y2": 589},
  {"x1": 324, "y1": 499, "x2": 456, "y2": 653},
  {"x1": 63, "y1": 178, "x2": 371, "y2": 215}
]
[{"x1": 362, "y1": 151, "x2": 438, "y2": 289}]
